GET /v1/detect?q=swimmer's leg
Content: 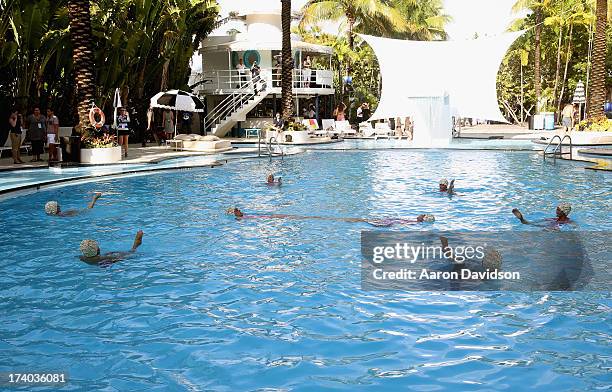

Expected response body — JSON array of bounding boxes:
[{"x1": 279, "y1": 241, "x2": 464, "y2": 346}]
[
  {"x1": 131, "y1": 230, "x2": 144, "y2": 252},
  {"x1": 88, "y1": 192, "x2": 103, "y2": 209},
  {"x1": 512, "y1": 208, "x2": 529, "y2": 224}
]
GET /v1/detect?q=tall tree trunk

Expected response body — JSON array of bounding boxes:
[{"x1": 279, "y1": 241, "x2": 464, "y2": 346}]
[
  {"x1": 552, "y1": 25, "x2": 564, "y2": 112},
  {"x1": 557, "y1": 23, "x2": 573, "y2": 115},
  {"x1": 67, "y1": 0, "x2": 96, "y2": 135},
  {"x1": 160, "y1": 58, "x2": 170, "y2": 91},
  {"x1": 586, "y1": 0, "x2": 608, "y2": 118},
  {"x1": 533, "y1": 8, "x2": 542, "y2": 113},
  {"x1": 280, "y1": 0, "x2": 293, "y2": 122},
  {"x1": 347, "y1": 15, "x2": 355, "y2": 51}
]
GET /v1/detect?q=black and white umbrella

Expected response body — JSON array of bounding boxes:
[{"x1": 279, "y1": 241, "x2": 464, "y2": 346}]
[
  {"x1": 150, "y1": 90, "x2": 205, "y2": 138},
  {"x1": 150, "y1": 89, "x2": 205, "y2": 112}
]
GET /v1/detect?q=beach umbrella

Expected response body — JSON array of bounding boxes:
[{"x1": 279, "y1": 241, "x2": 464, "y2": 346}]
[
  {"x1": 572, "y1": 81, "x2": 586, "y2": 121},
  {"x1": 112, "y1": 88, "x2": 122, "y2": 135},
  {"x1": 150, "y1": 90, "x2": 205, "y2": 137}
]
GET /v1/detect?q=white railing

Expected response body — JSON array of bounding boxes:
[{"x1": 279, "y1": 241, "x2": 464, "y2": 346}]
[{"x1": 193, "y1": 68, "x2": 334, "y2": 92}]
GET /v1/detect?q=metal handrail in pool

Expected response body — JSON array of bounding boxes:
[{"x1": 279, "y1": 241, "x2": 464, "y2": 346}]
[{"x1": 544, "y1": 134, "x2": 572, "y2": 162}]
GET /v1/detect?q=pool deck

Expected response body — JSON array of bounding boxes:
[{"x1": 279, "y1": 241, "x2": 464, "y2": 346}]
[
  {"x1": 457, "y1": 124, "x2": 555, "y2": 140},
  {"x1": 0, "y1": 144, "x2": 230, "y2": 172}
]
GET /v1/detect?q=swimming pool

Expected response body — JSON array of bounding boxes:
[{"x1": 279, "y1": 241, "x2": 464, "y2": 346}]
[{"x1": 0, "y1": 149, "x2": 610, "y2": 390}]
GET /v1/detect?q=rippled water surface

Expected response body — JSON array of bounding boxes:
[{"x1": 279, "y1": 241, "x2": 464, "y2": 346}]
[{"x1": 0, "y1": 150, "x2": 610, "y2": 391}]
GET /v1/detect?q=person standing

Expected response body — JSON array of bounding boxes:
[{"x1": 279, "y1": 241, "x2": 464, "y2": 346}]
[
  {"x1": 181, "y1": 111, "x2": 192, "y2": 134},
  {"x1": 8, "y1": 109, "x2": 24, "y2": 164},
  {"x1": 46, "y1": 108, "x2": 59, "y2": 161},
  {"x1": 162, "y1": 109, "x2": 174, "y2": 141},
  {"x1": 236, "y1": 58, "x2": 246, "y2": 88},
  {"x1": 26, "y1": 106, "x2": 46, "y2": 162},
  {"x1": 46, "y1": 108, "x2": 59, "y2": 142},
  {"x1": 334, "y1": 103, "x2": 346, "y2": 121},
  {"x1": 561, "y1": 103, "x2": 574, "y2": 132},
  {"x1": 302, "y1": 56, "x2": 312, "y2": 87},
  {"x1": 116, "y1": 107, "x2": 130, "y2": 157},
  {"x1": 250, "y1": 61, "x2": 262, "y2": 94}
]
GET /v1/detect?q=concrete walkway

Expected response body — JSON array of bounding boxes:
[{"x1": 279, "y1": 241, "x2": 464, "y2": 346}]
[
  {"x1": 458, "y1": 124, "x2": 556, "y2": 140},
  {"x1": 0, "y1": 143, "x2": 227, "y2": 172}
]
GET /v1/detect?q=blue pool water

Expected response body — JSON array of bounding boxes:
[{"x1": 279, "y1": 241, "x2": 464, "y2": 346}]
[{"x1": 0, "y1": 149, "x2": 610, "y2": 391}]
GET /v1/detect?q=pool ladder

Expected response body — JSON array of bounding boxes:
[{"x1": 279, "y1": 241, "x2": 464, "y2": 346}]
[
  {"x1": 543, "y1": 134, "x2": 572, "y2": 163},
  {"x1": 258, "y1": 130, "x2": 284, "y2": 162}
]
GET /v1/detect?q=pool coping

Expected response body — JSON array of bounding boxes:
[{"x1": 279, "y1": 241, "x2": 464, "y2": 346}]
[{"x1": 0, "y1": 147, "x2": 608, "y2": 197}]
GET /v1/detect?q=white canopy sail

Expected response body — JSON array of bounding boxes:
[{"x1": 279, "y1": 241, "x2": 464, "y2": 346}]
[{"x1": 360, "y1": 31, "x2": 525, "y2": 123}]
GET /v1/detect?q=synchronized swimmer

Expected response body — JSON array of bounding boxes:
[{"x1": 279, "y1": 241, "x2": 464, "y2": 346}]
[
  {"x1": 227, "y1": 207, "x2": 435, "y2": 227},
  {"x1": 512, "y1": 202, "x2": 573, "y2": 227},
  {"x1": 79, "y1": 230, "x2": 144, "y2": 267},
  {"x1": 45, "y1": 192, "x2": 102, "y2": 216}
]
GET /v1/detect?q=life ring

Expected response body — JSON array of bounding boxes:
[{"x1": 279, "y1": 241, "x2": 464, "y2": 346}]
[{"x1": 89, "y1": 106, "x2": 105, "y2": 129}]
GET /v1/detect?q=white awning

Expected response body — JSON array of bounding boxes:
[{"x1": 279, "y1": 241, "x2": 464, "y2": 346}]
[
  {"x1": 360, "y1": 31, "x2": 525, "y2": 122},
  {"x1": 201, "y1": 39, "x2": 333, "y2": 55}
]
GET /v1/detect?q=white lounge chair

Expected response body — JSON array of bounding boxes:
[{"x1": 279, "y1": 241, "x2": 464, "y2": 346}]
[
  {"x1": 169, "y1": 134, "x2": 232, "y2": 152},
  {"x1": 336, "y1": 120, "x2": 356, "y2": 136},
  {"x1": 374, "y1": 123, "x2": 393, "y2": 139},
  {"x1": 314, "y1": 119, "x2": 335, "y2": 137},
  {"x1": 360, "y1": 122, "x2": 375, "y2": 138},
  {"x1": 1, "y1": 132, "x2": 30, "y2": 157}
]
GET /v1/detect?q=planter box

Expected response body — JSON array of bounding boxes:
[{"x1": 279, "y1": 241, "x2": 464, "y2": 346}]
[
  {"x1": 282, "y1": 130, "x2": 310, "y2": 143},
  {"x1": 80, "y1": 146, "x2": 122, "y2": 164},
  {"x1": 568, "y1": 131, "x2": 612, "y2": 145}
]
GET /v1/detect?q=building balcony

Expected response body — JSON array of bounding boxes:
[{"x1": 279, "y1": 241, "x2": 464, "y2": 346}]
[{"x1": 191, "y1": 68, "x2": 335, "y2": 96}]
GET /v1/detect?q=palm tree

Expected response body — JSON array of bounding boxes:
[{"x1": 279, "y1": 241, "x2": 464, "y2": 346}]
[
  {"x1": 281, "y1": 0, "x2": 293, "y2": 122},
  {"x1": 67, "y1": 0, "x2": 95, "y2": 135},
  {"x1": 390, "y1": 0, "x2": 451, "y2": 41},
  {"x1": 586, "y1": 0, "x2": 608, "y2": 118},
  {"x1": 300, "y1": 0, "x2": 407, "y2": 50},
  {"x1": 512, "y1": 0, "x2": 552, "y2": 113}
]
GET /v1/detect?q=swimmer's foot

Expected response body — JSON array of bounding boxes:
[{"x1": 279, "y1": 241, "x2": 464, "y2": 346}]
[
  {"x1": 131, "y1": 230, "x2": 144, "y2": 251},
  {"x1": 512, "y1": 208, "x2": 528, "y2": 224}
]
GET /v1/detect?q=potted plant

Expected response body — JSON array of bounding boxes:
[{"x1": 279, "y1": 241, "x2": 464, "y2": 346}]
[
  {"x1": 80, "y1": 131, "x2": 122, "y2": 164},
  {"x1": 282, "y1": 120, "x2": 309, "y2": 143},
  {"x1": 570, "y1": 116, "x2": 612, "y2": 145}
]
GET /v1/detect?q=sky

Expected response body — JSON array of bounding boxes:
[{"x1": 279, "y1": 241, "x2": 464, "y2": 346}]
[{"x1": 216, "y1": 0, "x2": 524, "y2": 40}]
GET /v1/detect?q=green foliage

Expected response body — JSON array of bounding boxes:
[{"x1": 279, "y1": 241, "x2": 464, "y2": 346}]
[
  {"x1": 502, "y1": 0, "x2": 611, "y2": 122},
  {"x1": 0, "y1": 0, "x2": 219, "y2": 126}
]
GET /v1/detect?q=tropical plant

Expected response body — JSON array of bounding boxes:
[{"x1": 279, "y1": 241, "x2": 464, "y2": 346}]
[
  {"x1": 586, "y1": 0, "x2": 608, "y2": 118},
  {"x1": 389, "y1": 0, "x2": 451, "y2": 41},
  {"x1": 281, "y1": 0, "x2": 293, "y2": 121},
  {"x1": 299, "y1": 0, "x2": 407, "y2": 50},
  {"x1": 577, "y1": 115, "x2": 612, "y2": 131},
  {"x1": 512, "y1": 0, "x2": 554, "y2": 113}
]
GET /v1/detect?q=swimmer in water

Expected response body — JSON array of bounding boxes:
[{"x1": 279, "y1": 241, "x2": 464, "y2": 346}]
[
  {"x1": 227, "y1": 207, "x2": 434, "y2": 226},
  {"x1": 45, "y1": 192, "x2": 102, "y2": 216},
  {"x1": 439, "y1": 178, "x2": 448, "y2": 192},
  {"x1": 266, "y1": 174, "x2": 282, "y2": 185},
  {"x1": 440, "y1": 236, "x2": 503, "y2": 290},
  {"x1": 439, "y1": 178, "x2": 457, "y2": 195},
  {"x1": 79, "y1": 230, "x2": 144, "y2": 266},
  {"x1": 367, "y1": 214, "x2": 435, "y2": 227},
  {"x1": 512, "y1": 202, "x2": 572, "y2": 226}
]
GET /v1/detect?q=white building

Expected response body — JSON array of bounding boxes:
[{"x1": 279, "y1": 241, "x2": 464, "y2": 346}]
[{"x1": 193, "y1": 5, "x2": 335, "y2": 137}]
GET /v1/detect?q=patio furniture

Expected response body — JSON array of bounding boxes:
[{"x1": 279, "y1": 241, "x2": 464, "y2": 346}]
[
  {"x1": 244, "y1": 128, "x2": 260, "y2": 138},
  {"x1": 374, "y1": 122, "x2": 393, "y2": 139},
  {"x1": 168, "y1": 134, "x2": 232, "y2": 152}
]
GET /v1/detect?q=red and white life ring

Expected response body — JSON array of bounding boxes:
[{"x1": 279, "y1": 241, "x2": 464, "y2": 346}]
[{"x1": 89, "y1": 106, "x2": 105, "y2": 129}]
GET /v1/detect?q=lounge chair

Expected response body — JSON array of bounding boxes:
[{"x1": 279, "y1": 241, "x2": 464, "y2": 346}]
[
  {"x1": 360, "y1": 123, "x2": 375, "y2": 138},
  {"x1": 336, "y1": 120, "x2": 355, "y2": 137},
  {"x1": 170, "y1": 134, "x2": 232, "y2": 152},
  {"x1": 314, "y1": 119, "x2": 335, "y2": 137},
  {"x1": 1, "y1": 133, "x2": 30, "y2": 157},
  {"x1": 374, "y1": 123, "x2": 393, "y2": 139}
]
